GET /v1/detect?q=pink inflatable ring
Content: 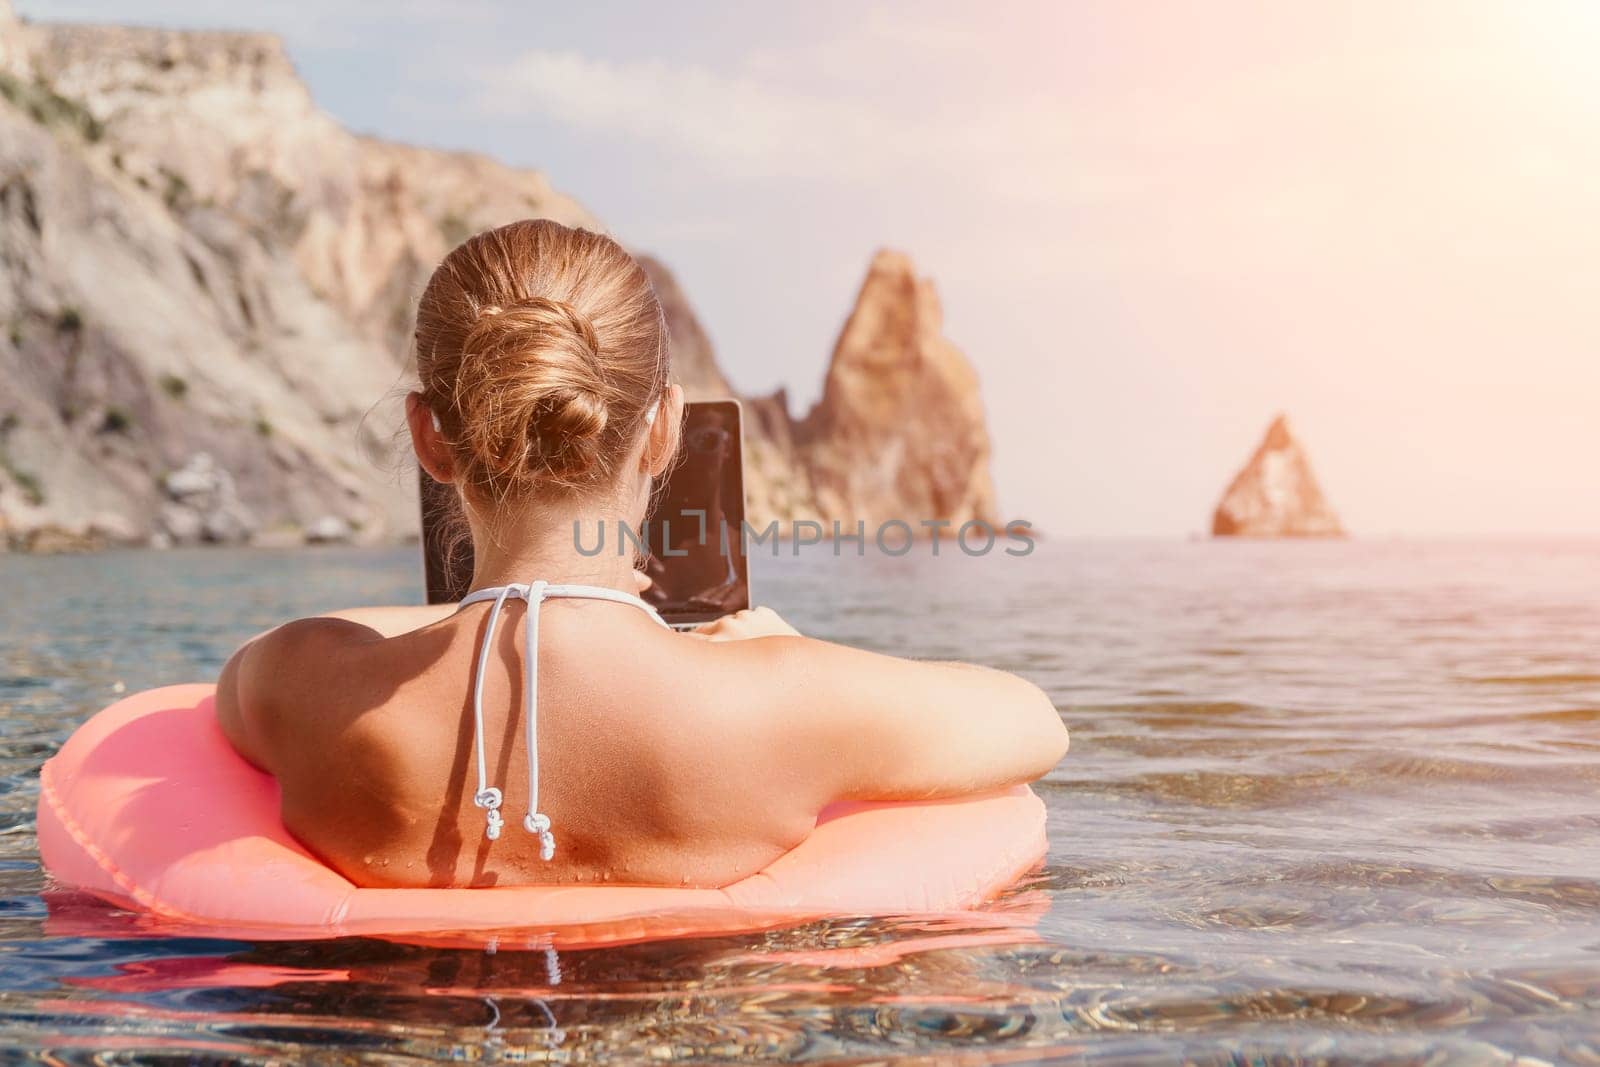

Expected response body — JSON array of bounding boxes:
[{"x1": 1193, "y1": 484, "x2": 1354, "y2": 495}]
[{"x1": 37, "y1": 685, "x2": 1048, "y2": 947}]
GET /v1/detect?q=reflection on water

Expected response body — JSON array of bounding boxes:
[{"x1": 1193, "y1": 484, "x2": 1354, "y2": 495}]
[{"x1": 2, "y1": 540, "x2": 1599, "y2": 1061}]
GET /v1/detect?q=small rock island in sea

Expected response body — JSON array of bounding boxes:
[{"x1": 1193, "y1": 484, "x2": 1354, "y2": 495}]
[{"x1": 1211, "y1": 415, "x2": 1345, "y2": 538}]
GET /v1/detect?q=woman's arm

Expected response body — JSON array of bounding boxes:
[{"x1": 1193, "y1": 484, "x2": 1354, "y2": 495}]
[
  {"x1": 215, "y1": 624, "x2": 295, "y2": 772},
  {"x1": 702, "y1": 612, "x2": 1067, "y2": 804},
  {"x1": 777, "y1": 638, "x2": 1067, "y2": 802}
]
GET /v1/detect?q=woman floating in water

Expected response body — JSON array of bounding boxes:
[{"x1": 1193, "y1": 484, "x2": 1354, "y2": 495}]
[{"x1": 216, "y1": 219, "x2": 1067, "y2": 889}]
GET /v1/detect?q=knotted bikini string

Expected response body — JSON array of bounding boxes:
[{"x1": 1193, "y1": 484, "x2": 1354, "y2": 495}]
[{"x1": 467, "y1": 580, "x2": 555, "y2": 859}]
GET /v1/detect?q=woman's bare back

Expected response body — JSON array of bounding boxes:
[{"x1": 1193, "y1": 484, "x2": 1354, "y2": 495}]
[
  {"x1": 219, "y1": 595, "x2": 1067, "y2": 891},
  {"x1": 220, "y1": 599, "x2": 828, "y2": 889}
]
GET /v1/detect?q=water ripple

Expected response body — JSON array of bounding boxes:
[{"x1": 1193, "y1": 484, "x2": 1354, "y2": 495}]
[{"x1": 1, "y1": 540, "x2": 1599, "y2": 1060}]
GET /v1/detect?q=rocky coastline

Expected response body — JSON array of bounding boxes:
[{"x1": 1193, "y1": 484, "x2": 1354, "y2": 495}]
[{"x1": 0, "y1": 2, "x2": 999, "y2": 552}]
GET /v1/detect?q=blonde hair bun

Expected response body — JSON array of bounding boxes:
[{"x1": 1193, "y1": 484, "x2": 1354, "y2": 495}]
[
  {"x1": 414, "y1": 220, "x2": 669, "y2": 497},
  {"x1": 456, "y1": 296, "x2": 611, "y2": 487}
]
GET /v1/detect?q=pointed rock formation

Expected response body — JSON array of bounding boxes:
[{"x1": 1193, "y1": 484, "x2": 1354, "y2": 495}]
[
  {"x1": 1212, "y1": 415, "x2": 1345, "y2": 537},
  {"x1": 657, "y1": 250, "x2": 999, "y2": 531},
  {"x1": 798, "y1": 251, "x2": 997, "y2": 529}
]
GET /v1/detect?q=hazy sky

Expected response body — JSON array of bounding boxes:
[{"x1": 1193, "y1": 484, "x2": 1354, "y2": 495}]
[{"x1": 21, "y1": 1, "x2": 1600, "y2": 535}]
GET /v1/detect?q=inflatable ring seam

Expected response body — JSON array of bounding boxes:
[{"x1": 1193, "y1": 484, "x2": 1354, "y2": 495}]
[
  {"x1": 38, "y1": 757, "x2": 191, "y2": 922},
  {"x1": 328, "y1": 891, "x2": 354, "y2": 931}
]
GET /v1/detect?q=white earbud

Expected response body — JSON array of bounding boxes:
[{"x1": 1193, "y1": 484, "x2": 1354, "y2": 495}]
[
  {"x1": 431, "y1": 410, "x2": 443, "y2": 433},
  {"x1": 643, "y1": 401, "x2": 659, "y2": 428}
]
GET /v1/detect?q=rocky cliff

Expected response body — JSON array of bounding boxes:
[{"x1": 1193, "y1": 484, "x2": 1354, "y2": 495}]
[
  {"x1": 0, "y1": 6, "x2": 593, "y2": 548},
  {"x1": 0, "y1": 4, "x2": 1000, "y2": 549},
  {"x1": 686, "y1": 250, "x2": 996, "y2": 531},
  {"x1": 0, "y1": 0, "x2": 27, "y2": 78},
  {"x1": 656, "y1": 250, "x2": 997, "y2": 532},
  {"x1": 1212, "y1": 414, "x2": 1344, "y2": 537},
  {"x1": 796, "y1": 251, "x2": 997, "y2": 529}
]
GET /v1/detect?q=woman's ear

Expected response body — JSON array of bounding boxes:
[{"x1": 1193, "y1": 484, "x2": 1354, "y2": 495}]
[
  {"x1": 405, "y1": 392, "x2": 456, "y2": 484},
  {"x1": 642, "y1": 384, "x2": 685, "y2": 478}
]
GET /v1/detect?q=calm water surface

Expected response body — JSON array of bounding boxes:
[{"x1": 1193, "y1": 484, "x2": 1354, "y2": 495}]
[{"x1": 2, "y1": 540, "x2": 1598, "y2": 1063}]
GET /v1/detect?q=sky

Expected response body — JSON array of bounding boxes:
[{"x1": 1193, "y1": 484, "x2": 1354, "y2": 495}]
[{"x1": 20, "y1": 0, "x2": 1600, "y2": 536}]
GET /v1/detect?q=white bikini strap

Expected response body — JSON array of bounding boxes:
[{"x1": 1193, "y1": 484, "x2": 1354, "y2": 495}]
[
  {"x1": 457, "y1": 583, "x2": 668, "y2": 617},
  {"x1": 457, "y1": 585, "x2": 668, "y2": 617},
  {"x1": 468, "y1": 584, "x2": 514, "y2": 841},
  {"x1": 458, "y1": 581, "x2": 668, "y2": 856},
  {"x1": 521, "y1": 579, "x2": 553, "y2": 860}
]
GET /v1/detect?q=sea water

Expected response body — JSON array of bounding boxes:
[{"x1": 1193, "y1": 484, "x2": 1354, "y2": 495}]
[{"x1": 1, "y1": 540, "x2": 1597, "y2": 1062}]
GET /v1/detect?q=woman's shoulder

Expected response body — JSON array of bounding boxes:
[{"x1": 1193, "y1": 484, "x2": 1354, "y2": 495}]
[
  {"x1": 247, "y1": 616, "x2": 392, "y2": 686},
  {"x1": 219, "y1": 611, "x2": 448, "y2": 759},
  {"x1": 246, "y1": 604, "x2": 463, "y2": 690},
  {"x1": 309, "y1": 603, "x2": 461, "y2": 638}
]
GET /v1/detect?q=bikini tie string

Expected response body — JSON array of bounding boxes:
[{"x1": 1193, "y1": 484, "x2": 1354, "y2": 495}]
[
  {"x1": 521, "y1": 580, "x2": 555, "y2": 861},
  {"x1": 474, "y1": 787, "x2": 504, "y2": 841},
  {"x1": 525, "y1": 812, "x2": 555, "y2": 862},
  {"x1": 468, "y1": 584, "x2": 516, "y2": 843},
  {"x1": 456, "y1": 579, "x2": 669, "y2": 855}
]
